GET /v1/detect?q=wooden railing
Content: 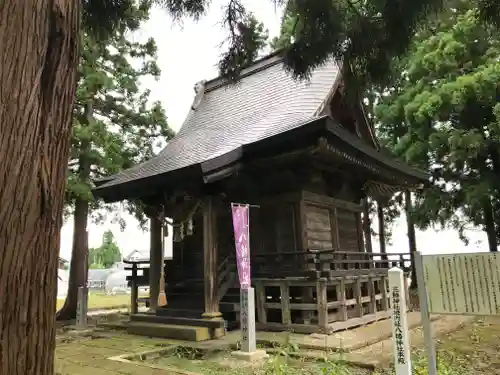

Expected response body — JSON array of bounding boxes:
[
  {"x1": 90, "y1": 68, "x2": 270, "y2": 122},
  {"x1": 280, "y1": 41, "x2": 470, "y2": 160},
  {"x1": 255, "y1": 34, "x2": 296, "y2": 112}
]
[
  {"x1": 307, "y1": 249, "x2": 412, "y2": 278},
  {"x1": 239, "y1": 249, "x2": 412, "y2": 279},
  {"x1": 252, "y1": 274, "x2": 392, "y2": 334},
  {"x1": 217, "y1": 255, "x2": 236, "y2": 303}
]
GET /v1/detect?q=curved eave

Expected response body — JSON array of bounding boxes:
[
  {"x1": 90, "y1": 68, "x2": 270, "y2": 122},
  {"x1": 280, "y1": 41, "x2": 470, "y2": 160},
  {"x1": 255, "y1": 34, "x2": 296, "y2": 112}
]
[
  {"x1": 93, "y1": 115, "x2": 430, "y2": 203},
  {"x1": 323, "y1": 118, "x2": 430, "y2": 184},
  {"x1": 92, "y1": 163, "x2": 203, "y2": 203},
  {"x1": 92, "y1": 117, "x2": 329, "y2": 203}
]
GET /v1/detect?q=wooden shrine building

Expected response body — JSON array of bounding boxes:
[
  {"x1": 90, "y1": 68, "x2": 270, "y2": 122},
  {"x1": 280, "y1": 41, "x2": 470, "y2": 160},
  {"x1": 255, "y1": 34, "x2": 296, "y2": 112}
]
[{"x1": 93, "y1": 52, "x2": 429, "y2": 341}]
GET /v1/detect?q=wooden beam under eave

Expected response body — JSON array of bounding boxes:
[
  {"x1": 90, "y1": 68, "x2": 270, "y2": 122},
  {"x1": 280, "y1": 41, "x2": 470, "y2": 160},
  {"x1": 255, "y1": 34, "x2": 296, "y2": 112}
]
[{"x1": 202, "y1": 196, "x2": 221, "y2": 319}]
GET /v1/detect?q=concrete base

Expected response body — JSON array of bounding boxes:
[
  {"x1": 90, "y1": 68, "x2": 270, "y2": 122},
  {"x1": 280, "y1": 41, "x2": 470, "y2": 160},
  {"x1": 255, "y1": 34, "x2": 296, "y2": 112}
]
[
  {"x1": 64, "y1": 327, "x2": 94, "y2": 336},
  {"x1": 127, "y1": 322, "x2": 211, "y2": 341},
  {"x1": 201, "y1": 312, "x2": 223, "y2": 319},
  {"x1": 231, "y1": 349, "x2": 268, "y2": 362}
]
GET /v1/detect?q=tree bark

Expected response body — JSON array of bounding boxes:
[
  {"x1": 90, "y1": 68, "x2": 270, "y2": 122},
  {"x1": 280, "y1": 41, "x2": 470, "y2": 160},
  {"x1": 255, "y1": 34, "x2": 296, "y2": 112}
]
[
  {"x1": 405, "y1": 190, "x2": 418, "y2": 289},
  {"x1": 377, "y1": 201, "x2": 386, "y2": 254},
  {"x1": 57, "y1": 101, "x2": 93, "y2": 320},
  {"x1": 483, "y1": 196, "x2": 498, "y2": 252},
  {"x1": 0, "y1": 0, "x2": 80, "y2": 374},
  {"x1": 362, "y1": 198, "x2": 373, "y2": 253},
  {"x1": 56, "y1": 197, "x2": 89, "y2": 320}
]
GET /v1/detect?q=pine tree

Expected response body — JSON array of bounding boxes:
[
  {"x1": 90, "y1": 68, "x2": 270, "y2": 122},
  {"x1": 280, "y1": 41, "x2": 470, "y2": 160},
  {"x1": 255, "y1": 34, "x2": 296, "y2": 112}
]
[
  {"x1": 375, "y1": 3, "x2": 500, "y2": 251},
  {"x1": 56, "y1": 6, "x2": 174, "y2": 320}
]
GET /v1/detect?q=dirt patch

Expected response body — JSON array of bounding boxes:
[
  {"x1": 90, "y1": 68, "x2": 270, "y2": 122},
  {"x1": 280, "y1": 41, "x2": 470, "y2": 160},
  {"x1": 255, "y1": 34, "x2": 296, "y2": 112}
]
[
  {"x1": 437, "y1": 316, "x2": 500, "y2": 374},
  {"x1": 347, "y1": 315, "x2": 472, "y2": 368},
  {"x1": 135, "y1": 344, "x2": 373, "y2": 375}
]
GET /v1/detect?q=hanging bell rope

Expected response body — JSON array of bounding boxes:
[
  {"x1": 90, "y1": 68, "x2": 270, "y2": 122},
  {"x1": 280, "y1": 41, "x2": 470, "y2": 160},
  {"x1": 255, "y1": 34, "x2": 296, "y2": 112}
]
[{"x1": 167, "y1": 199, "x2": 202, "y2": 242}]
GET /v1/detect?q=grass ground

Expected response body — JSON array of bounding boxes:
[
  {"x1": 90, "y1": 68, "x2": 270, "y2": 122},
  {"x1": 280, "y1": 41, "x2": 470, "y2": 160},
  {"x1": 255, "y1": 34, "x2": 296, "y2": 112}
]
[
  {"x1": 55, "y1": 316, "x2": 500, "y2": 375},
  {"x1": 56, "y1": 293, "x2": 147, "y2": 311},
  {"x1": 423, "y1": 316, "x2": 500, "y2": 374}
]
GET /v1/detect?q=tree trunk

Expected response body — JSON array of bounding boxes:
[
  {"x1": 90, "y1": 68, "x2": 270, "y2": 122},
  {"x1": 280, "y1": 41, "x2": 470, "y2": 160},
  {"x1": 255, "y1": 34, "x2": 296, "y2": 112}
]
[
  {"x1": 362, "y1": 198, "x2": 373, "y2": 253},
  {"x1": 56, "y1": 197, "x2": 89, "y2": 320},
  {"x1": 377, "y1": 201, "x2": 386, "y2": 254},
  {"x1": 57, "y1": 101, "x2": 93, "y2": 320},
  {"x1": 0, "y1": 0, "x2": 80, "y2": 374},
  {"x1": 483, "y1": 196, "x2": 498, "y2": 252},
  {"x1": 405, "y1": 190, "x2": 418, "y2": 289}
]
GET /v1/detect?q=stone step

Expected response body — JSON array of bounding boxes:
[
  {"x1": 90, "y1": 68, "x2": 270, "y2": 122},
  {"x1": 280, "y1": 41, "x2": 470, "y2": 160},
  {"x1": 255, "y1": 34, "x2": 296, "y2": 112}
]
[
  {"x1": 155, "y1": 307, "x2": 205, "y2": 319},
  {"x1": 127, "y1": 322, "x2": 211, "y2": 341},
  {"x1": 131, "y1": 313, "x2": 225, "y2": 329},
  {"x1": 96, "y1": 321, "x2": 128, "y2": 331}
]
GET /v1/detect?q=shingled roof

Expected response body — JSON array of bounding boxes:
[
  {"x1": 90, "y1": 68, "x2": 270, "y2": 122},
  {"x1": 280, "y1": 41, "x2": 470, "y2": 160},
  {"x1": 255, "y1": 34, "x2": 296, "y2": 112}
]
[{"x1": 94, "y1": 52, "x2": 428, "y2": 202}]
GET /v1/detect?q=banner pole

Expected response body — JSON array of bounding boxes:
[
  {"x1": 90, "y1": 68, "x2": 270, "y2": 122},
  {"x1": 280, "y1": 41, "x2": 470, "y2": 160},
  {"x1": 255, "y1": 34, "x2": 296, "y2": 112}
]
[{"x1": 230, "y1": 202, "x2": 266, "y2": 361}]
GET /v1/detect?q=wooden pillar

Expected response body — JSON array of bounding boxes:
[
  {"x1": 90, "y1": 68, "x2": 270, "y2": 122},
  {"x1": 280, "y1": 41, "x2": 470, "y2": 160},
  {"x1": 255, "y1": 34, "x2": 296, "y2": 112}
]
[
  {"x1": 149, "y1": 215, "x2": 163, "y2": 311},
  {"x1": 202, "y1": 196, "x2": 221, "y2": 318},
  {"x1": 354, "y1": 278, "x2": 363, "y2": 317},
  {"x1": 377, "y1": 201, "x2": 386, "y2": 256},
  {"x1": 337, "y1": 277, "x2": 348, "y2": 321},
  {"x1": 255, "y1": 281, "x2": 267, "y2": 324},
  {"x1": 362, "y1": 198, "x2": 373, "y2": 253},
  {"x1": 298, "y1": 197, "x2": 314, "y2": 323},
  {"x1": 280, "y1": 281, "x2": 291, "y2": 325},
  {"x1": 316, "y1": 278, "x2": 328, "y2": 332},
  {"x1": 131, "y1": 263, "x2": 138, "y2": 314}
]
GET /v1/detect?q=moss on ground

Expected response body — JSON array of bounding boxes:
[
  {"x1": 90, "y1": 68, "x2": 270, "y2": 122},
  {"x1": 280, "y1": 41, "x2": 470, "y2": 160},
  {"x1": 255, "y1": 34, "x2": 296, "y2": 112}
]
[
  {"x1": 56, "y1": 292, "x2": 147, "y2": 311},
  {"x1": 55, "y1": 316, "x2": 500, "y2": 375}
]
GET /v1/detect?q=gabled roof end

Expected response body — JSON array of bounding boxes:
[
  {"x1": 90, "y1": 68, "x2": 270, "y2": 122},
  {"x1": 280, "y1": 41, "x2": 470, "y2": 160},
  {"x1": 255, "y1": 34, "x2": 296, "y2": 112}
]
[{"x1": 191, "y1": 80, "x2": 207, "y2": 111}]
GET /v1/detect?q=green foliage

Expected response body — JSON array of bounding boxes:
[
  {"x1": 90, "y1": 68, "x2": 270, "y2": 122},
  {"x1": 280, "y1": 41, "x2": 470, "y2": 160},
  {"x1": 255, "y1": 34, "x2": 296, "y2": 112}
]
[
  {"x1": 67, "y1": 1, "x2": 174, "y2": 228},
  {"x1": 375, "y1": 1, "x2": 500, "y2": 243},
  {"x1": 219, "y1": 13, "x2": 270, "y2": 81},
  {"x1": 89, "y1": 230, "x2": 122, "y2": 268},
  {"x1": 269, "y1": 0, "x2": 445, "y2": 86},
  {"x1": 82, "y1": 0, "x2": 500, "y2": 95},
  {"x1": 83, "y1": 0, "x2": 153, "y2": 41},
  {"x1": 268, "y1": 0, "x2": 500, "y2": 90}
]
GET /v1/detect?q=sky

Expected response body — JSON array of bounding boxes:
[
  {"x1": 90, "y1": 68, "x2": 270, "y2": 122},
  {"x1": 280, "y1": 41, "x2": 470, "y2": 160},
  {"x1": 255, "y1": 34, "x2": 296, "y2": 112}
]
[{"x1": 59, "y1": 0, "x2": 488, "y2": 261}]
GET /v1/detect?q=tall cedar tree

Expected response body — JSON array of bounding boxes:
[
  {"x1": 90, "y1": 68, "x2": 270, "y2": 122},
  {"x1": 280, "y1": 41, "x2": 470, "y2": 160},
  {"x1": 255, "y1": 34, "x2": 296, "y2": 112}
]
[
  {"x1": 1, "y1": 0, "x2": 500, "y2": 373},
  {"x1": 89, "y1": 231, "x2": 122, "y2": 269},
  {"x1": 56, "y1": 10, "x2": 174, "y2": 320},
  {"x1": 375, "y1": 2, "x2": 500, "y2": 252}
]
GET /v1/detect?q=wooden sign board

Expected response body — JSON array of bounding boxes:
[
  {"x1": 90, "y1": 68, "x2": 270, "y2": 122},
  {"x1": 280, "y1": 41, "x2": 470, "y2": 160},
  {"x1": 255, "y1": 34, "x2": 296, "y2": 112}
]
[{"x1": 421, "y1": 252, "x2": 500, "y2": 315}]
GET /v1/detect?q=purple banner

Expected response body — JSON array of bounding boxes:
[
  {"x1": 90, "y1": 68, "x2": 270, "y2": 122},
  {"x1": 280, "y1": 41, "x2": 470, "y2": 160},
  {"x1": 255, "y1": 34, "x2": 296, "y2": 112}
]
[{"x1": 231, "y1": 203, "x2": 251, "y2": 289}]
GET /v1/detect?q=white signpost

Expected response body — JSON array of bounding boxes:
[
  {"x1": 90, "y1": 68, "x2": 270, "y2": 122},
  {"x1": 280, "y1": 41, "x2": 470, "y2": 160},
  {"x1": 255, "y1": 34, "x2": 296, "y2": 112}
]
[
  {"x1": 76, "y1": 286, "x2": 88, "y2": 328},
  {"x1": 388, "y1": 267, "x2": 412, "y2": 375},
  {"x1": 414, "y1": 251, "x2": 500, "y2": 375},
  {"x1": 240, "y1": 287, "x2": 257, "y2": 353}
]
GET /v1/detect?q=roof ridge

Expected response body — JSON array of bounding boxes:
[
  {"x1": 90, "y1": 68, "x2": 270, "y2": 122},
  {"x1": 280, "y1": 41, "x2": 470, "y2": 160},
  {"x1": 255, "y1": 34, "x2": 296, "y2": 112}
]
[{"x1": 204, "y1": 50, "x2": 284, "y2": 93}]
